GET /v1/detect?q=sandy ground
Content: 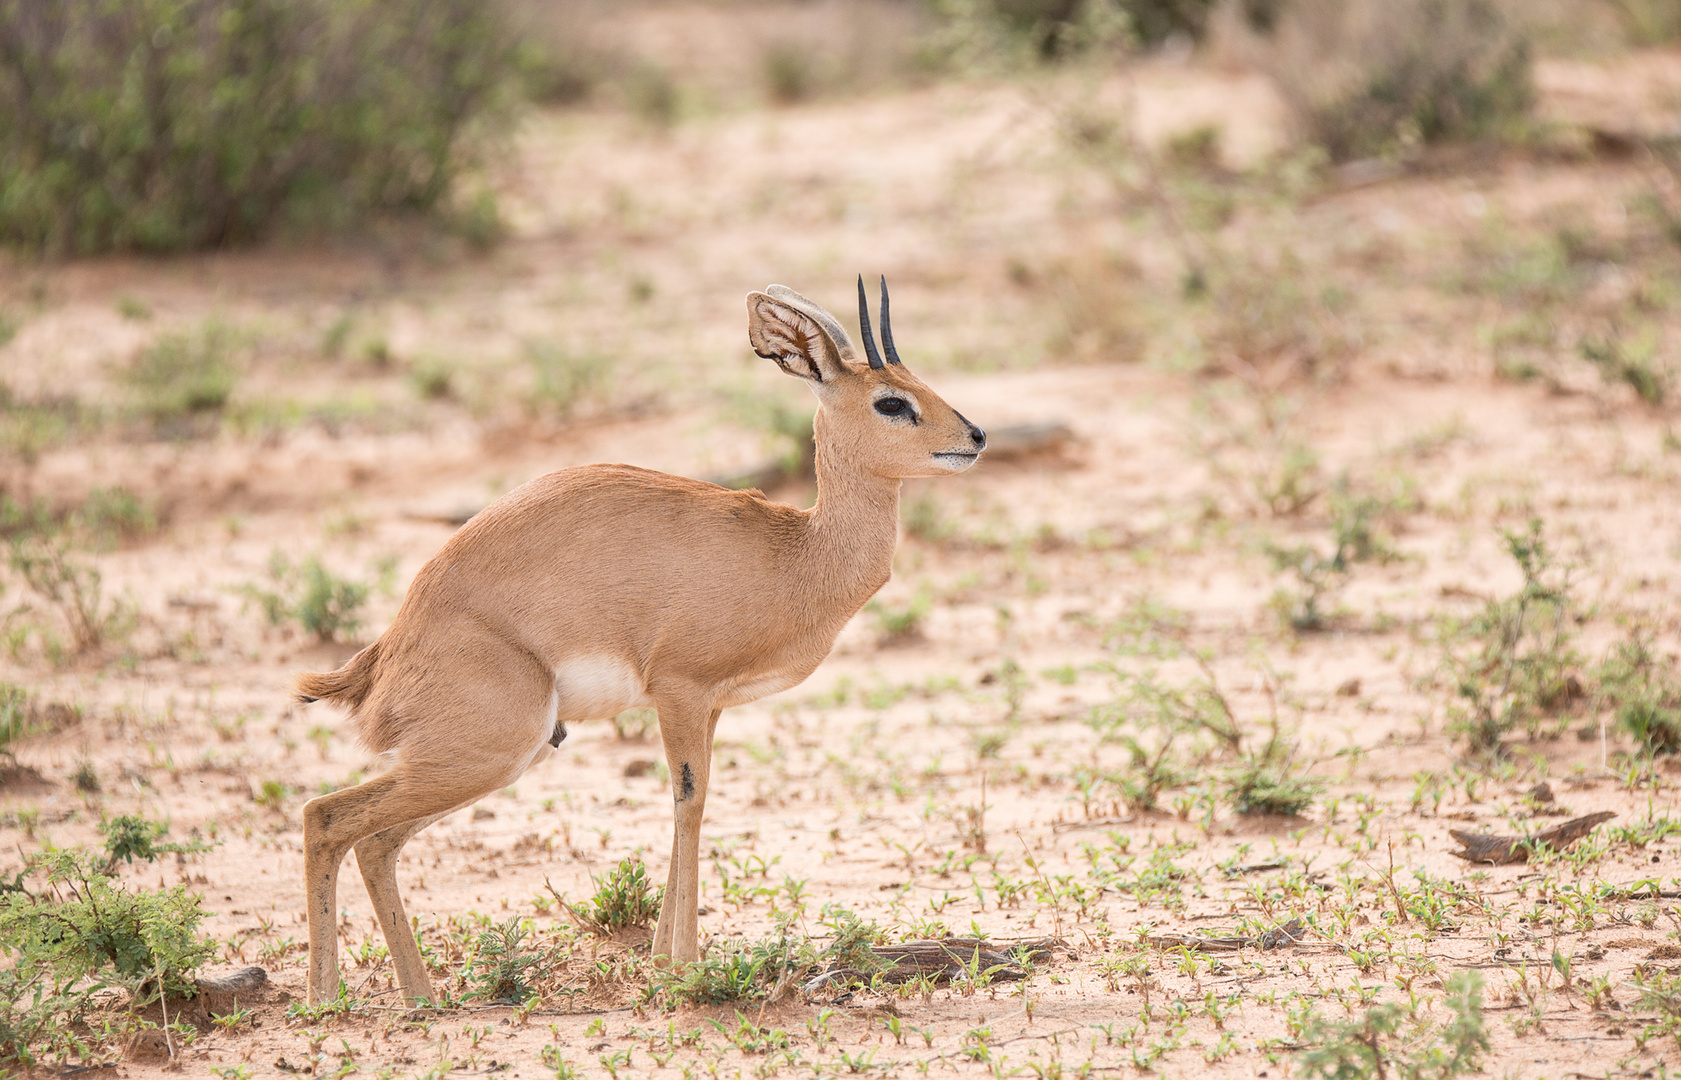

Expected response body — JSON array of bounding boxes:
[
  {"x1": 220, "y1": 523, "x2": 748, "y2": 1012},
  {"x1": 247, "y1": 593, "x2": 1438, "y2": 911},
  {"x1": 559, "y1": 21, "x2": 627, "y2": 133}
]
[{"x1": 4, "y1": 25, "x2": 1681, "y2": 1080}]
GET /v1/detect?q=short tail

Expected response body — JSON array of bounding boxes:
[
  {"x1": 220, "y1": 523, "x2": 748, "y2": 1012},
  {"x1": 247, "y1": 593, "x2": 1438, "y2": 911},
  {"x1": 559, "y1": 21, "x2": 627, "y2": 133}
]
[{"x1": 294, "y1": 640, "x2": 383, "y2": 711}]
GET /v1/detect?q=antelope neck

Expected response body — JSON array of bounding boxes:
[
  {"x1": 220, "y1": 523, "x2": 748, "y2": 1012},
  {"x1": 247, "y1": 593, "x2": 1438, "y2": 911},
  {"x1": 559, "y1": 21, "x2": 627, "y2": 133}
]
[{"x1": 804, "y1": 440, "x2": 900, "y2": 600}]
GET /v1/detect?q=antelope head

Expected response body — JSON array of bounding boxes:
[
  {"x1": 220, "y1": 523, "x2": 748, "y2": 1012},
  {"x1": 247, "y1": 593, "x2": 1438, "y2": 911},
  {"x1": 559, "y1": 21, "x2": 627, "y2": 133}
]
[{"x1": 746, "y1": 277, "x2": 987, "y2": 479}]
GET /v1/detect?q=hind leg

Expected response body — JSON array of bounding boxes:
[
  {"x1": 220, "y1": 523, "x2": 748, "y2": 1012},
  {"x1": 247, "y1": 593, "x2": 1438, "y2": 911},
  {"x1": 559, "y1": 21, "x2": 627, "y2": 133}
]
[
  {"x1": 304, "y1": 763, "x2": 520, "y2": 1004},
  {"x1": 354, "y1": 814, "x2": 445, "y2": 1005}
]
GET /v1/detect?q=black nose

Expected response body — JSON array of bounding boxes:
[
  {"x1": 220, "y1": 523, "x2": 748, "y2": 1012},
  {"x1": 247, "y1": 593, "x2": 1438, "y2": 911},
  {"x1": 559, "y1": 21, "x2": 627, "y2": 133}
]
[{"x1": 969, "y1": 424, "x2": 986, "y2": 449}]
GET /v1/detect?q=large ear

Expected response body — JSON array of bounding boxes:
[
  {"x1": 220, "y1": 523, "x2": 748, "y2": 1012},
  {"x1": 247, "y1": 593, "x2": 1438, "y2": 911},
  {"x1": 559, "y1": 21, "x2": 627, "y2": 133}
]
[{"x1": 746, "y1": 285, "x2": 854, "y2": 384}]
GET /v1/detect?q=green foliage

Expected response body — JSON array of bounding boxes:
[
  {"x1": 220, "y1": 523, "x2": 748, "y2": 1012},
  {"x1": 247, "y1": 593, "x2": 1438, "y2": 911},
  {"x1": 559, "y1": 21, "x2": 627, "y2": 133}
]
[
  {"x1": 241, "y1": 550, "x2": 391, "y2": 643},
  {"x1": 524, "y1": 340, "x2": 615, "y2": 420},
  {"x1": 0, "y1": 0, "x2": 514, "y2": 254},
  {"x1": 1261, "y1": 0, "x2": 1532, "y2": 162},
  {"x1": 465, "y1": 916, "x2": 544, "y2": 1004},
  {"x1": 1296, "y1": 971, "x2": 1489, "y2": 1080},
  {"x1": 1595, "y1": 631, "x2": 1681, "y2": 756},
  {"x1": 5, "y1": 530, "x2": 137, "y2": 659},
  {"x1": 0, "y1": 386, "x2": 87, "y2": 464},
  {"x1": 1580, "y1": 328, "x2": 1670, "y2": 406},
  {"x1": 1267, "y1": 479, "x2": 1410, "y2": 631},
  {"x1": 1109, "y1": 733, "x2": 1185, "y2": 811},
  {"x1": 0, "y1": 682, "x2": 33, "y2": 756},
  {"x1": 99, "y1": 815, "x2": 214, "y2": 873},
  {"x1": 571, "y1": 857, "x2": 662, "y2": 935},
  {"x1": 1442, "y1": 520, "x2": 1583, "y2": 752},
  {"x1": 654, "y1": 930, "x2": 814, "y2": 1006},
  {"x1": 867, "y1": 586, "x2": 933, "y2": 645},
  {"x1": 1091, "y1": 607, "x2": 1319, "y2": 816},
  {"x1": 0, "y1": 850, "x2": 217, "y2": 1065},
  {"x1": 1225, "y1": 754, "x2": 1320, "y2": 816},
  {"x1": 124, "y1": 321, "x2": 240, "y2": 431}
]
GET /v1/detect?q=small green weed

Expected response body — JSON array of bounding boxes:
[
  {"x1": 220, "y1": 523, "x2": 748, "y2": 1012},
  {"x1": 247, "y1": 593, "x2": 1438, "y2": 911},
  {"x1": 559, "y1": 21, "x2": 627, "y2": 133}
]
[
  {"x1": 558, "y1": 857, "x2": 663, "y2": 935},
  {"x1": 1441, "y1": 520, "x2": 1583, "y2": 752},
  {"x1": 1266, "y1": 480, "x2": 1409, "y2": 631},
  {"x1": 868, "y1": 586, "x2": 933, "y2": 646},
  {"x1": 1580, "y1": 328, "x2": 1670, "y2": 406},
  {"x1": 1594, "y1": 630, "x2": 1681, "y2": 755},
  {"x1": 5, "y1": 531, "x2": 137, "y2": 660},
  {"x1": 1295, "y1": 971, "x2": 1489, "y2": 1080},
  {"x1": 241, "y1": 550, "x2": 393, "y2": 643},
  {"x1": 465, "y1": 916, "x2": 545, "y2": 1003},
  {"x1": 124, "y1": 321, "x2": 241, "y2": 431},
  {"x1": 99, "y1": 815, "x2": 215, "y2": 873},
  {"x1": 525, "y1": 340, "x2": 615, "y2": 420}
]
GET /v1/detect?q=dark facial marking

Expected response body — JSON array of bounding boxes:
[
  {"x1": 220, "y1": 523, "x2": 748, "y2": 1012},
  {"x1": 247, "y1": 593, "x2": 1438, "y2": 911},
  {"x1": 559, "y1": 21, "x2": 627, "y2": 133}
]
[
  {"x1": 549, "y1": 721, "x2": 568, "y2": 748},
  {"x1": 679, "y1": 762, "x2": 695, "y2": 802}
]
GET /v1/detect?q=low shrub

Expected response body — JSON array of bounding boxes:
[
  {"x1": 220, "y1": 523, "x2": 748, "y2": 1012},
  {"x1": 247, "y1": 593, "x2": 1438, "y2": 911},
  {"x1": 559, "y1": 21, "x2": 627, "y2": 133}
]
[
  {"x1": 0, "y1": 0, "x2": 514, "y2": 254},
  {"x1": 0, "y1": 850, "x2": 217, "y2": 1066},
  {"x1": 0, "y1": 682, "x2": 32, "y2": 757},
  {"x1": 1595, "y1": 632, "x2": 1681, "y2": 756},
  {"x1": 1296, "y1": 971, "x2": 1489, "y2": 1080},
  {"x1": 1257, "y1": 0, "x2": 1533, "y2": 161}
]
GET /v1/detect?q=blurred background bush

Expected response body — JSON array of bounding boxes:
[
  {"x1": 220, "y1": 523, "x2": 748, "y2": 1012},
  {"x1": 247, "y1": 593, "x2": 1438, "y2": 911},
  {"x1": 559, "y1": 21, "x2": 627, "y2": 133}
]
[
  {"x1": 1, "y1": 0, "x2": 1676, "y2": 258},
  {"x1": 0, "y1": 0, "x2": 513, "y2": 254}
]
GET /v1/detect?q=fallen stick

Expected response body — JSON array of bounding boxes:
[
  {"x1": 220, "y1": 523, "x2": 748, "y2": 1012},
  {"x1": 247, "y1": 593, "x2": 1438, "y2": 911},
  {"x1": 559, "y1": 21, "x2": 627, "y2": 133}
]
[
  {"x1": 804, "y1": 936, "x2": 1060, "y2": 993},
  {"x1": 1146, "y1": 917, "x2": 1306, "y2": 952},
  {"x1": 1448, "y1": 811, "x2": 1616, "y2": 865}
]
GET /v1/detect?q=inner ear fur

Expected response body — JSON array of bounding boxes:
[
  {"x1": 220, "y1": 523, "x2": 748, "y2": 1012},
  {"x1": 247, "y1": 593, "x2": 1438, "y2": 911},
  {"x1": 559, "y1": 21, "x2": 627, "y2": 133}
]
[{"x1": 746, "y1": 288, "x2": 853, "y2": 383}]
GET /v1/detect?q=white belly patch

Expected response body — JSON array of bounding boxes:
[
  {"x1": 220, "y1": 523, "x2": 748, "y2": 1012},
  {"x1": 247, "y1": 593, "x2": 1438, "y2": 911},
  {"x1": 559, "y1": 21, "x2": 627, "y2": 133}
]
[{"x1": 553, "y1": 655, "x2": 650, "y2": 727}]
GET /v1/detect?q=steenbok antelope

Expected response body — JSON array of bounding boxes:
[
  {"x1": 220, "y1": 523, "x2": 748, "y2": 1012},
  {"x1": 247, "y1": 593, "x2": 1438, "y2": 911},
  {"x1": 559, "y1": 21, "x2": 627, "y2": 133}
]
[{"x1": 295, "y1": 278, "x2": 986, "y2": 1005}]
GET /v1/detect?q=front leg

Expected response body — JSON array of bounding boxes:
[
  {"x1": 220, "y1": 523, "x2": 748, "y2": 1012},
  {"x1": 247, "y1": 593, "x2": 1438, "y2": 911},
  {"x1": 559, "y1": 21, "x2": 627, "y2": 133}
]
[{"x1": 652, "y1": 700, "x2": 722, "y2": 966}]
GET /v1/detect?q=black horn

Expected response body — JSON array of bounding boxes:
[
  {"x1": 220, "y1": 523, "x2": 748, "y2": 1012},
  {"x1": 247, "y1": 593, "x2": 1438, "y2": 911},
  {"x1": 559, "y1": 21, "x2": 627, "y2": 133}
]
[
  {"x1": 857, "y1": 274, "x2": 885, "y2": 370},
  {"x1": 878, "y1": 275, "x2": 903, "y2": 366}
]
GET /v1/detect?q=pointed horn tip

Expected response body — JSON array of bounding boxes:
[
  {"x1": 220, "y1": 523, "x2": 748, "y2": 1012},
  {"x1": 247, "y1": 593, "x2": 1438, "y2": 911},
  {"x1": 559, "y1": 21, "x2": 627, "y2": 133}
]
[
  {"x1": 857, "y1": 272, "x2": 885, "y2": 370},
  {"x1": 878, "y1": 275, "x2": 903, "y2": 366}
]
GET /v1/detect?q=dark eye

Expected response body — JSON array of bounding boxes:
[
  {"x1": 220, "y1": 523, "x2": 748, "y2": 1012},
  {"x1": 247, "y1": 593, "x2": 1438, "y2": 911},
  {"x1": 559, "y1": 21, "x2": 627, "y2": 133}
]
[{"x1": 875, "y1": 397, "x2": 908, "y2": 416}]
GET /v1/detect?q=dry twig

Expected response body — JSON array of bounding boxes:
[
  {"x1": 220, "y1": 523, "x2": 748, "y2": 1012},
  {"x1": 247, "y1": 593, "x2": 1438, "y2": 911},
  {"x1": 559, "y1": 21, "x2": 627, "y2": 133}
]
[{"x1": 1447, "y1": 811, "x2": 1615, "y2": 865}]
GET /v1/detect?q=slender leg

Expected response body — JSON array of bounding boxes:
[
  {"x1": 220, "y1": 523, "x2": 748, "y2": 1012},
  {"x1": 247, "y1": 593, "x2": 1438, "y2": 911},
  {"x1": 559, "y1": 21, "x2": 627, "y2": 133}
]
[
  {"x1": 304, "y1": 767, "x2": 503, "y2": 1004},
  {"x1": 353, "y1": 814, "x2": 444, "y2": 1005},
  {"x1": 652, "y1": 700, "x2": 722, "y2": 965}
]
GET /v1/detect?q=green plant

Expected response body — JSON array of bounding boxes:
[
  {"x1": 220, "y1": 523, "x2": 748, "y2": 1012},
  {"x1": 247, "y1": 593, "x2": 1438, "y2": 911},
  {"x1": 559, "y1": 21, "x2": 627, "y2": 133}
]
[
  {"x1": 1442, "y1": 520, "x2": 1583, "y2": 751},
  {"x1": 99, "y1": 815, "x2": 214, "y2": 872},
  {"x1": 868, "y1": 586, "x2": 933, "y2": 645},
  {"x1": 408, "y1": 357, "x2": 456, "y2": 401},
  {"x1": 241, "y1": 550, "x2": 392, "y2": 643},
  {"x1": 1295, "y1": 971, "x2": 1489, "y2": 1080},
  {"x1": 0, "y1": 682, "x2": 34, "y2": 758},
  {"x1": 1225, "y1": 755, "x2": 1320, "y2": 817},
  {"x1": 653, "y1": 930, "x2": 814, "y2": 1007},
  {"x1": 561, "y1": 857, "x2": 663, "y2": 935},
  {"x1": 1266, "y1": 480, "x2": 1408, "y2": 631},
  {"x1": 5, "y1": 531, "x2": 136, "y2": 659},
  {"x1": 1594, "y1": 630, "x2": 1681, "y2": 756},
  {"x1": 465, "y1": 916, "x2": 544, "y2": 1004},
  {"x1": 1580, "y1": 328, "x2": 1670, "y2": 406},
  {"x1": 524, "y1": 341, "x2": 615, "y2": 419},
  {"x1": 0, "y1": 0, "x2": 514, "y2": 254},
  {"x1": 124, "y1": 322, "x2": 240, "y2": 429},
  {"x1": 1258, "y1": 0, "x2": 1532, "y2": 162},
  {"x1": 0, "y1": 850, "x2": 217, "y2": 1065}
]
